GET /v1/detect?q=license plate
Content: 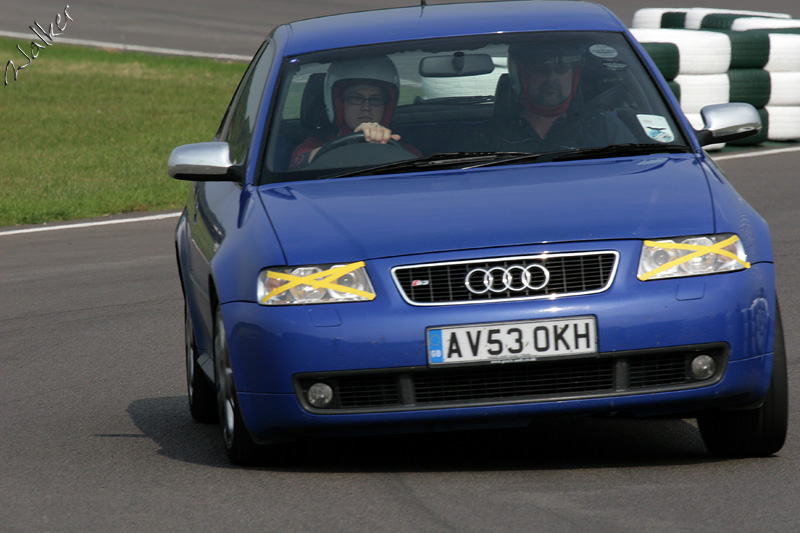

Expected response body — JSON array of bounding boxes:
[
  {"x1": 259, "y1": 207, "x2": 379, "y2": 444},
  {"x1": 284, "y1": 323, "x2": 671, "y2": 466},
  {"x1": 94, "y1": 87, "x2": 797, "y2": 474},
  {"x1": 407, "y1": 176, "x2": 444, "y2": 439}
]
[{"x1": 427, "y1": 316, "x2": 597, "y2": 365}]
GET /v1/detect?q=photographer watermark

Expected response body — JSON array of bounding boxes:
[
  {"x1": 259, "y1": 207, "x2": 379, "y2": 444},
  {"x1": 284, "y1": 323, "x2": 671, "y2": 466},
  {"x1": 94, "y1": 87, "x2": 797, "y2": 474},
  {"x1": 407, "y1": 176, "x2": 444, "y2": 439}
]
[{"x1": 4, "y1": 5, "x2": 73, "y2": 86}]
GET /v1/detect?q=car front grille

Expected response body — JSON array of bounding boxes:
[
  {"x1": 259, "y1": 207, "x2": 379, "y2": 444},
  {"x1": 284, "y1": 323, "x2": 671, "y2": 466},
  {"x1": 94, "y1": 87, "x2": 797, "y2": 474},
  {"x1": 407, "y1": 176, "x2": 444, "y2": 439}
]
[
  {"x1": 412, "y1": 358, "x2": 614, "y2": 403},
  {"x1": 295, "y1": 344, "x2": 728, "y2": 413},
  {"x1": 392, "y1": 252, "x2": 618, "y2": 305}
]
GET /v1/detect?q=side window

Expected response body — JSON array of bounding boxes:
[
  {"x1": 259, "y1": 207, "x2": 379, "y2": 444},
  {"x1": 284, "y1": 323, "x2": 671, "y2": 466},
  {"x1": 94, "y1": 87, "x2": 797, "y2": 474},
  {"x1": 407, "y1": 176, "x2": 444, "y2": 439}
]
[
  {"x1": 220, "y1": 41, "x2": 276, "y2": 165},
  {"x1": 216, "y1": 42, "x2": 264, "y2": 140}
]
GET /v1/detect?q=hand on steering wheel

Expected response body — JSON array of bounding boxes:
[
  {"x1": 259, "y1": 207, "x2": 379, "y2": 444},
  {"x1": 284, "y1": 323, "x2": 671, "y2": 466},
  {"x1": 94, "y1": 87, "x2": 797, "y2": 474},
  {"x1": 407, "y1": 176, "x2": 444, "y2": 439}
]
[
  {"x1": 354, "y1": 122, "x2": 401, "y2": 144},
  {"x1": 311, "y1": 128, "x2": 402, "y2": 162}
]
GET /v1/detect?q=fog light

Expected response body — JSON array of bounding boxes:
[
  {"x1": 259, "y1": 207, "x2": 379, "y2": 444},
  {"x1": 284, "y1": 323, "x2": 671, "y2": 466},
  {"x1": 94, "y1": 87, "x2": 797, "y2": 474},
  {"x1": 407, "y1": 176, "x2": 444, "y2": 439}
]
[
  {"x1": 307, "y1": 382, "x2": 334, "y2": 407},
  {"x1": 691, "y1": 355, "x2": 716, "y2": 380}
]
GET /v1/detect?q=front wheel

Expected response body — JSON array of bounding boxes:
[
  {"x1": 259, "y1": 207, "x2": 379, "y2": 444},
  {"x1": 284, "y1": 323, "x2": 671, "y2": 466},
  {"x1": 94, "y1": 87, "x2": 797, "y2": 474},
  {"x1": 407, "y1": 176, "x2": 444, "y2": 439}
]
[
  {"x1": 213, "y1": 305, "x2": 264, "y2": 466},
  {"x1": 697, "y1": 296, "x2": 788, "y2": 457},
  {"x1": 185, "y1": 302, "x2": 216, "y2": 423}
]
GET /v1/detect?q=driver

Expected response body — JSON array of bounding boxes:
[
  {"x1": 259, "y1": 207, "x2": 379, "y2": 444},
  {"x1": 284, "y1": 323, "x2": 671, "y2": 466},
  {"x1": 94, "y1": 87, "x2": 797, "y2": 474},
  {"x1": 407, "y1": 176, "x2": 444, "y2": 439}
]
[
  {"x1": 494, "y1": 42, "x2": 634, "y2": 151},
  {"x1": 290, "y1": 56, "x2": 417, "y2": 169}
]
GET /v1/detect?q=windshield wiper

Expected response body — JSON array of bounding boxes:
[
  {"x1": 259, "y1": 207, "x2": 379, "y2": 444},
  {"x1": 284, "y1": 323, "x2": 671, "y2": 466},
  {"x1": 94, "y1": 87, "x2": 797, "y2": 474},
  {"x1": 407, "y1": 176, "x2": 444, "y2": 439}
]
[
  {"x1": 550, "y1": 143, "x2": 693, "y2": 161},
  {"x1": 469, "y1": 143, "x2": 694, "y2": 169},
  {"x1": 319, "y1": 152, "x2": 532, "y2": 179},
  {"x1": 319, "y1": 144, "x2": 694, "y2": 179}
]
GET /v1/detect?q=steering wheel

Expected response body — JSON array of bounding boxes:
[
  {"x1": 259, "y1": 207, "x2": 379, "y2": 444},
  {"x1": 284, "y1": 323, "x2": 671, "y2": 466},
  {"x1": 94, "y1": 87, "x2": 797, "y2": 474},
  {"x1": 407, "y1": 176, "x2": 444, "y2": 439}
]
[
  {"x1": 313, "y1": 132, "x2": 402, "y2": 162},
  {"x1": 571, "y1": 86, "x2": 624, "y2": 122}
]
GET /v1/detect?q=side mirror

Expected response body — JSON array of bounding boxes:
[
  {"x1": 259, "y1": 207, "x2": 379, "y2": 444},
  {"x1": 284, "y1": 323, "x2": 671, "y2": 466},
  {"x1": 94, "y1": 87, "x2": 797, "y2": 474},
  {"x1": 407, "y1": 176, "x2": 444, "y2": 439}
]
[
  {"x1": 168, "y1": 142, "x2": 242, "y2": 182},
  {"x1": 694, "y1": 103, "x2": 761, "y2": 146}
]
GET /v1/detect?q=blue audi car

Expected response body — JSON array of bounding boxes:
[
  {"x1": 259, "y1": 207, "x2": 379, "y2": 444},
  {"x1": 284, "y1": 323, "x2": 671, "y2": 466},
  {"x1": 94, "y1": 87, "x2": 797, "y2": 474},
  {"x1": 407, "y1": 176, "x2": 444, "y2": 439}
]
[{"x1": 170, "y1": 1, "x2": 787, "y2": 465}]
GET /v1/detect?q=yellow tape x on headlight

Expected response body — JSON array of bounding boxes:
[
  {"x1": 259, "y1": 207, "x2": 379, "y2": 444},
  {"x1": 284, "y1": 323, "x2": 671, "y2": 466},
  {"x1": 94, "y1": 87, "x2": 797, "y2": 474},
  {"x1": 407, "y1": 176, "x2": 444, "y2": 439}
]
[
  {"x1": 257, "y1": 261, "x2": 376, "y2": 305},
  {"x1": 638, "y1": 234, "x2": 750, "y2": 281}
]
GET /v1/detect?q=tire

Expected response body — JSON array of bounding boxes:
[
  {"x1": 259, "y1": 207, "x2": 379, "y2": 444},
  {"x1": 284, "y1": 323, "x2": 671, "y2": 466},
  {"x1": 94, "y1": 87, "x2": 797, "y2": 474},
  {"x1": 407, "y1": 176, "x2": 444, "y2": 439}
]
[
  {"x1": 698, "y1": 296, "x2": 788, "y2": 457},
  {"x1": 213, "y1": 305, "x2": 264, "y2": 466},
  {"x1": 185, "y1": 303, "x2": 217, "y2": 423},
  {"x1": 766, "y1": 106, "x2": 800, "y2": 142}
]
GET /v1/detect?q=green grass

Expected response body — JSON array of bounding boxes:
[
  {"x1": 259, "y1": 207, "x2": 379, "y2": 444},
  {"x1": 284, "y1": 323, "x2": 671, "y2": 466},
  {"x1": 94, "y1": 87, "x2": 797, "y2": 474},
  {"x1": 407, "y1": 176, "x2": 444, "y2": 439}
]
[{"x1": 0, "y1": 37, "x2": 247, "y2": 226}]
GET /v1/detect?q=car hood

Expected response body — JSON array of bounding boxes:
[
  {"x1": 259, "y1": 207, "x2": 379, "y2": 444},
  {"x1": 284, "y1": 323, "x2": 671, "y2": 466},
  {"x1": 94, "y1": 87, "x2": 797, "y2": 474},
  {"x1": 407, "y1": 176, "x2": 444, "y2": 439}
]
[{"x1": 258, "y1": 156, "x2": 712, "y2": 264}]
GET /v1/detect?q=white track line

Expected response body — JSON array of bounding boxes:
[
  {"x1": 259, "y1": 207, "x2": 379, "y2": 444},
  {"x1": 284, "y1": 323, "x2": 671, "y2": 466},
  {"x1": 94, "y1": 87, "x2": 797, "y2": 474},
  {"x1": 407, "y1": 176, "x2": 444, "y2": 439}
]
[
  {"x1": 3, "y1": 143, "x2": 796, "y2": 237},
  {"x1": 2, "y1": 144, "x2": 795, "y2": 237},
  {"x1": 0, "y1": 31, "x2": 252, "y2": 62},
  {"x1": 0, "y1": 32, "x2": 795, "y2": 237},
  {"x1": 0, "y1": 34, "x2": 245, "y2": 237},
  {"x1": 712, "y1": 145, "x2": 800, "y2": 161},
  {"x1": 0, "y1": 212, "x2": 181, "y2": 237}
]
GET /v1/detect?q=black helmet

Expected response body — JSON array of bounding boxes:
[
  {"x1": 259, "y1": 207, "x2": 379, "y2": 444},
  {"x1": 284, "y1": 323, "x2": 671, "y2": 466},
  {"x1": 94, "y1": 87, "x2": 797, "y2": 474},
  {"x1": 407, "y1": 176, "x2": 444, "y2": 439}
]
[{"x1": 508, "y1": 42, "x2": 583, "y2": 96}]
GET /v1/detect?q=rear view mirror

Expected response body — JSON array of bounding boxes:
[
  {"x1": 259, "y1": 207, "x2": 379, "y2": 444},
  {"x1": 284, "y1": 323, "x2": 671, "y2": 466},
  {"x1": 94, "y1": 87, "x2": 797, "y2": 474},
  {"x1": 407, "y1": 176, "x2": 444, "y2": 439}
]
[{"x1": 419, "y1": 52, "x2": 495, "y2": 77}]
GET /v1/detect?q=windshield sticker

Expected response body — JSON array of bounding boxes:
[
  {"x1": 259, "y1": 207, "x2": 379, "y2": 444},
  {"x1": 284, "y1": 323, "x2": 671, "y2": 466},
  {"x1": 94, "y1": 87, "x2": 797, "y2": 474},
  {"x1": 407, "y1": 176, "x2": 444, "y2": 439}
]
[
  {"x1": 589, "y1": 44, "x2": 618, "y2": 59},
  {"x1": 602, "y1": 60, "x2": 627, "y2": 71},
  {"x1": 637, "y1": 115, "x2": 675, "y2": 143}
]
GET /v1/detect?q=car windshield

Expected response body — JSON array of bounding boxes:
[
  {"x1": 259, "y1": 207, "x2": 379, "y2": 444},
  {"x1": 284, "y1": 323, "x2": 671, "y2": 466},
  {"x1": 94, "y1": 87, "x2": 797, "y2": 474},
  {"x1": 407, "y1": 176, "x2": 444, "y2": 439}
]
[{"x1": 261, "y1": 31, "x2": 688, "y2": 184}]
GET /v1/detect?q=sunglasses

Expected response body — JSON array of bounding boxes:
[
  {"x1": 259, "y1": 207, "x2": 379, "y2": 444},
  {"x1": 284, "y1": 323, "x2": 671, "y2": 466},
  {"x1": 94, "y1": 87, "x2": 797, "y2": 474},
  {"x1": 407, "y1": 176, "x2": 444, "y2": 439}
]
[{"x1": 528, "y1": 63, "x2": 574, "y2": 76}]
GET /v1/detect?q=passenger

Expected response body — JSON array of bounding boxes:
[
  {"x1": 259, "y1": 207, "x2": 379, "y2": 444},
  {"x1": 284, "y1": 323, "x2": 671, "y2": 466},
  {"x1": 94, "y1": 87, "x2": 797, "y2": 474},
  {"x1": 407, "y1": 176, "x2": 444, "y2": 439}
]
[
  {"x1": 494, "y1": 42, "x2": 634, "y2": 151},
  {"x1": 290, "y1": 57, "x2": 417, "y2": 169}
]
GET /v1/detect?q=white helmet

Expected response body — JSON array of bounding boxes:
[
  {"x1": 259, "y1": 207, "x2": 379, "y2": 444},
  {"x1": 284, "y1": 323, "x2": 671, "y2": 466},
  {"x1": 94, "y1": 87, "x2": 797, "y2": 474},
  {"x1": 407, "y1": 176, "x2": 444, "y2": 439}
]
[{"x1": 323, "y1": 56, "x2": 400, "y2": 126}]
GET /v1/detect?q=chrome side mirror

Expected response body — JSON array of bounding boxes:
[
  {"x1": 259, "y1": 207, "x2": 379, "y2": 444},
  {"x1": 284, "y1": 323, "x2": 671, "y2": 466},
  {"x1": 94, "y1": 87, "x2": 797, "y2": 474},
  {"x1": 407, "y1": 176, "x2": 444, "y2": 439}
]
[
  {"x1": 695, "y1": 103, "x2": 761, "y2": 146},
  {"x1": 168, "y1": 142, "x2": 242, "y2": 182}
]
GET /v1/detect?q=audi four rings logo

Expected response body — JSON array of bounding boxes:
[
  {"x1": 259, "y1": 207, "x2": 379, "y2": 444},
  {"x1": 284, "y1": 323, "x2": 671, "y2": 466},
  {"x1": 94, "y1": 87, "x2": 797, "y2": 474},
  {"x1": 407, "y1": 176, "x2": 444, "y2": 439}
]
[{"x1": 465, "y1": 264, "x2": 550, "y2": 294}]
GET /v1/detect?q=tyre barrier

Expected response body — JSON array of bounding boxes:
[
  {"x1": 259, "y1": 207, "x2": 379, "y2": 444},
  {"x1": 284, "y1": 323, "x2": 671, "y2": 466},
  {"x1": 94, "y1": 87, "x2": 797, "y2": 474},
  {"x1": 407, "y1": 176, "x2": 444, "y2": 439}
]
[
  {"x1": 632, "y1": 8, "x2": 790, "y2": 30},
  {"x1": 632, "y1": 7, "x2": 800, "y2": 148},
  {"x1": 631, "y1": 29, "x2": 731, "y2": 74}
]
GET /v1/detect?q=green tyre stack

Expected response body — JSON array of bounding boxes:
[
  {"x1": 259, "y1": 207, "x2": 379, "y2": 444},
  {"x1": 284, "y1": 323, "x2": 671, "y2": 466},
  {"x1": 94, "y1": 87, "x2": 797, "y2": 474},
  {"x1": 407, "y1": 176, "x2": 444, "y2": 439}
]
[{"x1": 631, "y1": 7, "x2": 800, "y2": 148}]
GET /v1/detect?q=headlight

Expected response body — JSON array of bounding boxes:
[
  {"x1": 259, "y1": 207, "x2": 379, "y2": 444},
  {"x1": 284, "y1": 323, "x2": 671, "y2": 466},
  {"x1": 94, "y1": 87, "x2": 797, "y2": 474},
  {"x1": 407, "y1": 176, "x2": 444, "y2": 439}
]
[
  {"x1": 638, "y1": 234, "x2": 750, "y2": 281},
  {"x1": 257, "y1": 261, "x2": 376, "y2": 305}
]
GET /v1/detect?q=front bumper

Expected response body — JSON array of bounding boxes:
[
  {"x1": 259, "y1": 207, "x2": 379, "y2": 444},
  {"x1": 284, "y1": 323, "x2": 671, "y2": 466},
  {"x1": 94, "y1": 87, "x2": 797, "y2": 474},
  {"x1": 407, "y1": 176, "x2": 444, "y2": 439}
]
[
  {"x1": 238, "y1": 353, "x2": 770, "y2": 441},
  {"x1": 222, "y1": 243, "x2": 775, "y2": 441}
]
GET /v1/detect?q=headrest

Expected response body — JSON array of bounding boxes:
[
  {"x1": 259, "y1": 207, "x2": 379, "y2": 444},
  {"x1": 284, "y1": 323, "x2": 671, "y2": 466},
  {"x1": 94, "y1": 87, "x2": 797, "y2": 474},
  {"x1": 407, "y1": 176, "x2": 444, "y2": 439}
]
[{"x1": 300, "y1": 72, "x2": 333, "y2": 133}]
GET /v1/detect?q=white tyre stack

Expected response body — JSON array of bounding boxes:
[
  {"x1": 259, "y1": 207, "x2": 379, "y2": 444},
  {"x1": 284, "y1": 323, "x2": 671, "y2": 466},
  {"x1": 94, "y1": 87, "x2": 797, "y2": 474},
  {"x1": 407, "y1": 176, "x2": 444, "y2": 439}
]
[{"x1": 631, "y1": 7, "x2": 800, "y2": 147}]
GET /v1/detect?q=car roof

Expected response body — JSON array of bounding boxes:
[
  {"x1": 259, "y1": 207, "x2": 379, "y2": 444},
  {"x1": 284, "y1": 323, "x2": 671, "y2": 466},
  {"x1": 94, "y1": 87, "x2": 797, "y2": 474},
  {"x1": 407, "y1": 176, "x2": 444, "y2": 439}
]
[{"x1": 279, "y1": 1, "x2": 625, "y2": 56}]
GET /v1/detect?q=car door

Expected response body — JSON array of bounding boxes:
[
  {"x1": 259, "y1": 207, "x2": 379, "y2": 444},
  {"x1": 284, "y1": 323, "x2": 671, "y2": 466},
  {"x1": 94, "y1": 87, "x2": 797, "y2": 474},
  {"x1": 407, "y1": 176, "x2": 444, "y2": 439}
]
[{"x1": 187, "y1": 40, "x2": 275, "y2": 348}]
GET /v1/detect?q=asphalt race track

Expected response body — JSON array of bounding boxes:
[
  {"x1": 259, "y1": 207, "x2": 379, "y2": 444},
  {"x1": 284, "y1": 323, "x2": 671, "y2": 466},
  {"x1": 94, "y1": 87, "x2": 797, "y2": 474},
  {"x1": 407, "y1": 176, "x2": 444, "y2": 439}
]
[
  {"x1": 2, "y1": 1, "x2": 799, "y2": 531},
  {"x1": 4, "y1": 0, "x2": 799, "y2": 57}
]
